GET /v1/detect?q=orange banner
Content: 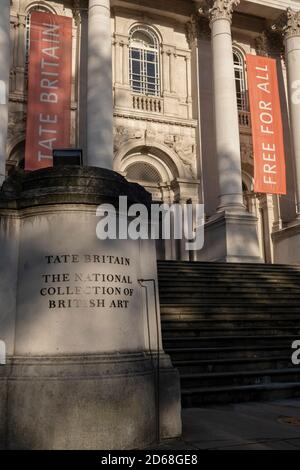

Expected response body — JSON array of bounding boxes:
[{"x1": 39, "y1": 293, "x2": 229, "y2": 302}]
[
  {"x1": 25, "y1": 11, "x2": 72, "y2": 171},
  {"x1": 246, "y1": 54, "x2": 286, "y2": 194}
]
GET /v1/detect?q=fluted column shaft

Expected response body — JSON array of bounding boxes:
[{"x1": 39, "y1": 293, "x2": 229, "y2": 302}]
[
  {"x1": 284, "y1": 8, "x2": 300, "y2": 216},
  {"x1": 87, "y1": 0, "x2": 113, "y2": 168},
  {"x1": 0, "y1": 0, "x2": 10, "y2": 183},
  {"x1": 207, "y1": 0, "x2": 244, "y2": 211}
]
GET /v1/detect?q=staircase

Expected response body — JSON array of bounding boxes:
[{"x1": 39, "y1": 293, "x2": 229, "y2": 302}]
[{"x1": 158, "y1": 261, "x2": 300, "y2": 407}]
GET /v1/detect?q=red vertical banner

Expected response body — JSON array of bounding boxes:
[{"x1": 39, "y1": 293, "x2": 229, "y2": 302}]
[
  {"x1": 25, "y1": 11, "x2": 72, "y2": 171},
  {"x1": 246, "y1": 54, "x2": 286, "y2": 195}
]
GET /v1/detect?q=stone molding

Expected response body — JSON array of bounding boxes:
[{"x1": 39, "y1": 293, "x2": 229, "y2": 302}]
[
  {"x1": 114, "y1": 111, "x2": 197, "y2": 128},
  {"x1": 0, "y1": 166, "x2": 151, "y2": 209}
]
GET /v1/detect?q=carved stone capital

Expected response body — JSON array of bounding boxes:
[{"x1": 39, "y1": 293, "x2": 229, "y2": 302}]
[
  {"x1": 284, "y1": 8, "x2": 300, "y2": 39},
  {"x1": 198, "y1": 0, "x2": 240, "y2": 24},
  {"x1": 186, "y1": 14, "x2": 211, "y2": 47},
  {"x1": 72, "y1": 0, "x2": 82, "y2": 26},
  {"x1": 255, "y1": 29, "x2": 284, "y2": 58}
]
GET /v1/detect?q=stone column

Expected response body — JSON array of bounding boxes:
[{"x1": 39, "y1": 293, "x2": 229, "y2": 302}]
[
  {"x1": 194, "y1": 1, "x2": 262, "y2": 263},
  {"x1": 0, "y1": 0, "x2": 10, "y2": 184},
  {"x1": 162, "y1": 49, "x2": 171, "y2": 94},
  {"x1": 15, "y1": 14, "x2": 26, "y2": 94},
  {"x1": 87, "y1": 0, "x2": 113, "y2": 169},
  {"x1": 205, "y1": 0, "x2": 244, "y2": 211},
  {"x1": 284, "y1": 8, "x2": 300, "y2": 217},
  {"x1": 122, "y1": 40, "x2": 130, "y2": 87},
  {"x1": 170, "y1": 51, "x2": 177, "y2": 94}
]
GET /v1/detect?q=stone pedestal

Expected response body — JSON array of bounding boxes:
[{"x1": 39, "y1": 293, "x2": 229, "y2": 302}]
[
  {"x1": 0, "y1": 167, "x2": 181, "y2": 449},
  {"x1": 272, "y1": 223, "x2": 300, "y2": 265},
  {"x1": 197, "y1": 211, "x2": 263, "y2": 263}
]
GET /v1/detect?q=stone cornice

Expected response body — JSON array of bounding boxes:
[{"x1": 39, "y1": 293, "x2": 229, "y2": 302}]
[
  {"x1": 114, "y1": 110, "x2": 197, "y2": 129},
  {"x1": 198, "y1": 0, "x2": 240, "y2": 24}
]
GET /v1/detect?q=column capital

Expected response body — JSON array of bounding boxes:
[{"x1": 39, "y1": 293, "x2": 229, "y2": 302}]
[
  {"x1": 72, "y1": 0, "x2": 82, "y2": 26},
  {"x1": 255, "y1": 28, "x2": 284, "y2": 58},
  {"x1": 198, "y1": 0, "x2": 240, "y2": 25},
  {"x1": 284, "y1": 8, "x2": 300, "y2": 39},
  {"x1": 186, "y1": 14, "x2": 210, "y2": 47}
]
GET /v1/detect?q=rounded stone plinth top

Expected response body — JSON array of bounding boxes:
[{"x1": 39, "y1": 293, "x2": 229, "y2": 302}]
[{"x1": 0, "y1": 166, "x2": 151, "y2": 209}]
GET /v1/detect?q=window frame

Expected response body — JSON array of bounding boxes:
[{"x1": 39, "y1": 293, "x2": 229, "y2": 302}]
[
  {"x1": 24, "y1": 6, "x2": 53, "y2": 81},
  {"x1": 233, "y1": 48, "x2": 248, "y2": 112},
  {"x1": 129, "y1": 25, "x2": 161, "y2": 97}
]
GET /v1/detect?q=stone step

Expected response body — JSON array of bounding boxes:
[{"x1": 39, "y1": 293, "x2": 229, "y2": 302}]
[
  {"x1": 173, "y1": 356, "x2": 292, "y2": 374},
  {"x1": 160, "y1": 305, "x2": 300, "y2": 314},
  {"x1": 159, "y1": 289, "x2": 300, "y2": 297},
  {"x1": 161, "y1": 316, "x2": 300, "y2": 325},
  {"x1": 159, "y1": 282, "x2": 300, "y2": 291},
  {"x1": 158, "y1": 269, "x2": 300, "y2": 275},
  {"x1": 159, "y1": 281, "x2": 300, "y2": 289},
  {"x1": 158, "y1": 261, "x2": 300, "y2": 270},
  {"x1": 159, "y1": 271, "x2": 300, "y2": 277},
  {"x1": 158, "y1": 260, "x2": 300, "y2": 406},
  {"x1": 180, "y1": 368, "x2": 300, "y2": 389},
  {"x1": 165, "y1": 345, "x2": 291, "y2": 361},
  {"x1": 181, "y1": 382, "x2": 300, "y2": 406},
  {"x1": 162, "y1": 326, "x2": 300, "y2": 337},
  {"x1": 160, "y1": 297, "x2": 300, "y2": 304},
  {"x1": 158, "y1": 272, "x2": 300, "y2": 280},
  {"x1": 162, "y1": 318, "x2": 300, "y2": 328},
  {"x1": 163, "y1": 334, "x2": 299, "y2": 349}
]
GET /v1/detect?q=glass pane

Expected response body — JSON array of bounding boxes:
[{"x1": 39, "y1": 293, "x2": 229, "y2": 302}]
[
  {"x1": 131, "y1": 49, "x2": 141, "y2": 60},
  {"x1": 132, "y1": 81, "x2": 141, "y2": 91},
  {"x1": 146, "y1": 52, "x2": 155, "y2": 62},
  {"x1": 147, "y1": 63, "x2": 155, "y2": 77},
  {"x1": 132, "y1": 61, "x2": 141, "y2": 74},
  {"x1": 147, "y1": 83, "x2": 156, "y2": 93},
  {"x1": 133, "y1": 31, "x2": 154, "y2": 48}
]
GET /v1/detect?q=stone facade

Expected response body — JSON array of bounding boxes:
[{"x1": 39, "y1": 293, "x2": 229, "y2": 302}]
[{"x1": 3, "y1": 0, "x2": 300, "y2": 263}]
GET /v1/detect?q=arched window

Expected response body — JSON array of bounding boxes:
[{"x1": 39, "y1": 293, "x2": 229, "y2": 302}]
[
  {"x1": 129, "y1": 26, "x2": 160, "y2": 96},
  {"x1": 25, "y1": 6, "x2": 53, "y2": 81},
  {"x1": 126, "y1": 162, "x2": 162, "y2": 183},
  {"x1": 233, "y1": 49, "x2": 248, "y2": 111}
]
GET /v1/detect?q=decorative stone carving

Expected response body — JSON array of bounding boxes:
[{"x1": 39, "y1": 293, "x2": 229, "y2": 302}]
[
  {"x1": 113, "y1": 126, "x2": 143, "y2": 152},
  {"x1": 186, "y1": 14, "x2": 210, "y2": 48},
  {"x1": 198, "y1": 0, "x2": 240, "y2": 24},
  {"x1": 72, "y1": 0, "x2": 82, "y2": 26},
  {"x1": 7, "y1": 112, "x2": 26, "y2": 145},
  {"x1": 240, "y1": 141, "x2": 253, "y2": 166},
  {"x1": 284, "y1": 8, "x2": 300, "y2": 39},
  {"x1": 256, "y1": 9, "x2": 300, "y2": 59},
  {"x1": 114, "y1": 122, "x2": 197, "y2": 179},
  {"x1": 255, "y1": 29, "x2": 284, "y2": 58},
  {"x1": 145, "y1": 129, "x2": 157, "y2": 144},
  {"x1": 164, "y1": 135, "x2": 195, "y2": 177}
]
